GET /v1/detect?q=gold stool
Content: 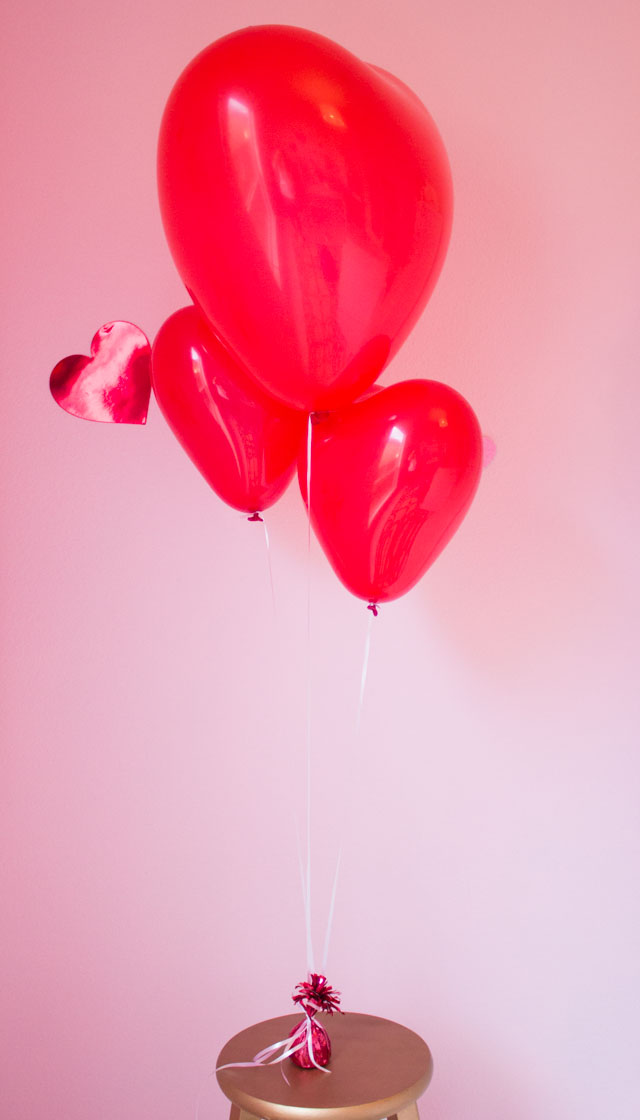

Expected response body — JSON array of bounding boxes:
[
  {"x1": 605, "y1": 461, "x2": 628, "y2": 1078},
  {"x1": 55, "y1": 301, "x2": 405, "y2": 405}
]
[{"x1": 216, "y1": 1012, "x2": 433, "y2": 1120}]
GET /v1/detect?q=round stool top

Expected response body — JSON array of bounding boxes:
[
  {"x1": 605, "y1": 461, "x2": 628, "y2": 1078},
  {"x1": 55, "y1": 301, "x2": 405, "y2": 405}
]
[{"x1": 216, "y1": 1012, "x2": 433, "y2": 1120}]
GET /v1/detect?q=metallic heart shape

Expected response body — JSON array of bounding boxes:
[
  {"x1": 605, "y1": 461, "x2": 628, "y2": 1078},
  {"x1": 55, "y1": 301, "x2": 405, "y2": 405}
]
[{"x1": 50, "y1": 321, "x2": 151, "y2": 423}]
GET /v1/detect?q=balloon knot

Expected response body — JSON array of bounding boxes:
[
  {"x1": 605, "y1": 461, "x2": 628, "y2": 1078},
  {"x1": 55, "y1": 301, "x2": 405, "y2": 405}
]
[
  {"x1": 248, "y1": 512, "x2": 263, "y2": 522},
  {"x1": 367, "y1": 603, "x2": 379, "y2": 617},
  {"x1": 310, "y1": 410, "x2": 330, "y2": 424}
]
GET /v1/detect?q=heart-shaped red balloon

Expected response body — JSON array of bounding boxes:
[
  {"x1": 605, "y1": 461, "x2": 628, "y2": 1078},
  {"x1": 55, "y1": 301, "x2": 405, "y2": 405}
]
[
  {"x1": 152, "y1": 307, "x2": 306, "y2": 513},
  {"x1": 300, "y1": 380, "x2": 482, "y2": 604},
  {"x1": 158, "y1": 26, "x2": 452, "y2": 412},
  {"x1": 50, "y1": 322, "x2": 151, "y2": 423}
]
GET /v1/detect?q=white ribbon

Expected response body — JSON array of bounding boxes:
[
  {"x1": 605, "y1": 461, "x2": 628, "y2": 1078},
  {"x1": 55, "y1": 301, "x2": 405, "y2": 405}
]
[
  {"x1": 303, "y1": 413, "x2": 315, "y2": 973},
  {"x1": 216, "y1": 1010, "x2": 330, "y2": 1074},
  {"x1": 320, "y1": 609, "x2": 374, "y2": 971}
]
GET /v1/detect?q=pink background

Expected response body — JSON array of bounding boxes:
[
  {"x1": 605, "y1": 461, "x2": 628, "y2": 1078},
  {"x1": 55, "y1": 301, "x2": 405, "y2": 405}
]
[{"x1": 2, "y1": 2, "x2": 639, "y2": 1118}]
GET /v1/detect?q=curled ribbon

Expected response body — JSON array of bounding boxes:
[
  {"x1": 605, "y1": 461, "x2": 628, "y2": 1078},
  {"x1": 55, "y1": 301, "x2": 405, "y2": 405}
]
[
  {"x1": 216, "y1": 974, "x2": 340, "y2": 1075},
  {"x1": 216, "y1": 1008, "x2": 329, "y2": 1074}
]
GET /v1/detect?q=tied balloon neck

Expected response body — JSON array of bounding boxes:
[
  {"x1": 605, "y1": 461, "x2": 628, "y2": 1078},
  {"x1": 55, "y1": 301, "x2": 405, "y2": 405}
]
[
  {"x1": 248, "y1": 511, "x2": 263, "y2": 522},
  {"x1": 367, "y1": 602, "x2": 379, "y2": 617},
  {"x1": 310, "y1": 410, "x2": 330, "y2": 425}
]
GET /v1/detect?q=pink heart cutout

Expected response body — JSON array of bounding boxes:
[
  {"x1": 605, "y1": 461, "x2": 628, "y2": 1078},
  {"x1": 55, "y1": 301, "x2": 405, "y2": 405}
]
[{"x1": 50, "y1": 321, "x2": 151, "y2": 424}]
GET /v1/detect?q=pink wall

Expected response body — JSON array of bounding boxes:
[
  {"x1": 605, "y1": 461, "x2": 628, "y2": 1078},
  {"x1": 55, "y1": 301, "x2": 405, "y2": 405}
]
[{"x1": 2, "y1": 1, "x2": 639, "y2": 1118}]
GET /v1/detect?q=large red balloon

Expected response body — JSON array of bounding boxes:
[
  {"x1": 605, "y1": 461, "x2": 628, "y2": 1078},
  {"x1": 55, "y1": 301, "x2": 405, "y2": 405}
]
[
  {"x1": 152, "y1": 307, "x2": 305, "y2": 513},
  {"x1": 299, "y1": 381, "x2": 482, "y2": 604},
  {"x1": 158, "y1": 26, "x2": 453, "y2": 413}
]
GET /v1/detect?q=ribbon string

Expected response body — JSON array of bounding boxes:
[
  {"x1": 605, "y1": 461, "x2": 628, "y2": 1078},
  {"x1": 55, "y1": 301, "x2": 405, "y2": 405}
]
[
  {"x1": 303, "y1": 413, "x2": 315, "y2": 972},
  {"x1": 301, "y1": 412, "x2": 375, "y2": 975},
  {"x1": 216, "y1": 1010, "x2": 330, "y2": 1075},
  {"x1": 211, "y1": 424, "x2": 375, "y2": 1091},
  {"x1": 262, "y1": 516, "x2": 276, "y2": 617},
  {"x1": 321, "y1": 609, "x2": 374, "y2": 971}
]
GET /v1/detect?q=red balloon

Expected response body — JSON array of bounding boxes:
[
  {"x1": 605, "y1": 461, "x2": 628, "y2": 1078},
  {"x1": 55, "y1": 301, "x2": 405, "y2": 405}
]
[
  {"x1": 299, "y1": 381, "x2": 482, "y2": 604},
  {"x1": 152, "y1": 307, "x2": 306, "y2": 513},
  {"x1": 158, "y1": 26, "x2": 452, "y2": 413}
]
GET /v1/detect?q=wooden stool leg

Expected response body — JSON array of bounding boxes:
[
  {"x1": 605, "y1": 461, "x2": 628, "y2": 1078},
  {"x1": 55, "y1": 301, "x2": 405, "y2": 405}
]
[
  {"x1": 229, "y1": 1105, "x2": 261, "y2": 1120},
  {"x1": 389, "y1": 1104, "x2": 420, "y2": 1120}
]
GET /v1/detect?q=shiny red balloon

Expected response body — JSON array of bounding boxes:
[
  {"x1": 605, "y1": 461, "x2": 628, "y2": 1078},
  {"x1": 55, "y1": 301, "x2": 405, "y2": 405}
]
[
  {"x1": 152, "y1": 307, "x2": 306, "y2": 513},
  {"x1": 50, "y1": 322, "x2": 151, "y2": 424},
  {"x1": 158, "y1": 25, "x2": 452, "y2": 412},
  {"x1": 299, "y1": 381, "x2": 482, "y2": 604}
]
